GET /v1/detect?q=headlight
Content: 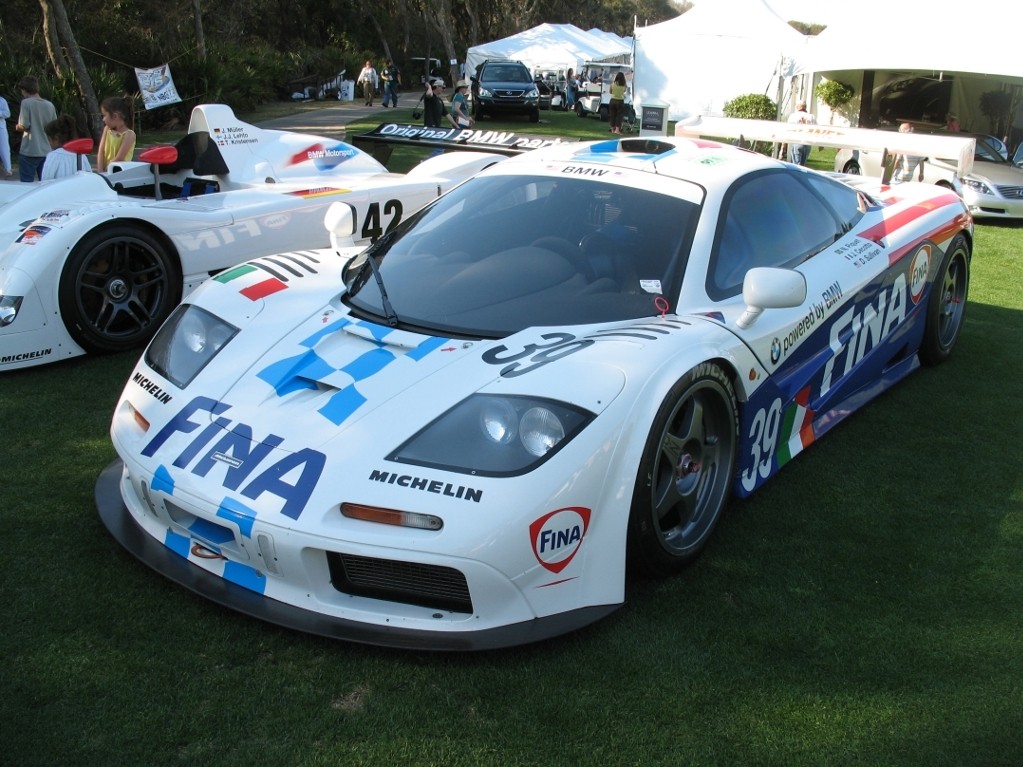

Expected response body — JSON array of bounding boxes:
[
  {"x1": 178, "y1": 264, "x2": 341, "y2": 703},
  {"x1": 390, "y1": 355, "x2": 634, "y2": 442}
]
[
  {"x1": 0, "y1": 296, "x2": 23, "y2": 327},
  {"x1": 961, "y1": 177, "x2": 994, "y2": 196},
  {"x1": 478, "y1": 87, "x2": 493, "y2": 98},
  {"x1": 145, "y1": 304, "x2": 238, "y2": 388},
  {"x1": 526, "y1": 86, "x2": 539, "y2": 99},
  {"x1": 389, "y1": 394, "x2": 593, "y2": 477}
]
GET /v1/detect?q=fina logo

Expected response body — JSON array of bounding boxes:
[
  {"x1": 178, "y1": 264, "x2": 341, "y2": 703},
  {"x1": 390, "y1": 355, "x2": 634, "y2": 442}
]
[
  {"x1": 529, "y1": 506, "x2": 591, "y2": 574},
  {"x1": 909, "y1": 244, "x2": 931, "y2": 305}
]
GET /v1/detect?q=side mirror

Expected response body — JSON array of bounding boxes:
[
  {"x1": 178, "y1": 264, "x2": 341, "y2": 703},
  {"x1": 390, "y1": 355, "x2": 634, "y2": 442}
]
[
  {"x1": 138, "y1": 145, "x2": 179, "y2": 200},
  {"x1": 737, "y1": 267, "x2": 807, "y2": 329},
  {"x1": 324, "y1": 202, "x2": 357, "y2": 250}
]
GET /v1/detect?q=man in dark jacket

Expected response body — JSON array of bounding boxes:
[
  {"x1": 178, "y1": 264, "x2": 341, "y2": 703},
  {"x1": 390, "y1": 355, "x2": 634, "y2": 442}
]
[{"x1": 423, "y1": 79, "x2": 456, "y2": 129}]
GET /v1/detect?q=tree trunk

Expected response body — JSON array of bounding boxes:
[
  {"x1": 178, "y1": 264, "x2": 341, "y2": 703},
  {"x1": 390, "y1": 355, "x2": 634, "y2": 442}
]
[
  {"x1": 40, "y1": 0, "x2": 69, "y2": 75},
  {"x1": 192, "y1": 0, "x2": 206, "y2": 61},
  {"x1": 423, "y1": 0, "x2": 458, "y2": 83},
  {"x1": 40, "y1": 0, "x2": 101, "y2": 138}
]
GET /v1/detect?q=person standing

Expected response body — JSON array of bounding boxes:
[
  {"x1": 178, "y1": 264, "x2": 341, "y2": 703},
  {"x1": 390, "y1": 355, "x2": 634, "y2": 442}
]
[
  {"x1": 381, "y1": 60, "x2": 401, "y2": 108},
  {"x1": 894, "y1": 122, "x2": 926, "y2": 183},
  {"x1": 608, "y1": 71, "x2": 627, "y2": 135},
  {"x1": 14, "y1": 75, "x2": 57, "y2": 182},
  {"x1": 423, "y1": 79, "x2": 456, "y2": 129},
  {"x1": 786, "y1": 101, "x2": 815, "y2": 165},
  {"x1": 565, "y1": 68, "x2": 577, "y2": 111},
  {"x1": 96, "y1": 96, "x2": 136, "y2": 172},
  {"x1": 450, "y1": 80, "x2": 474, "y2": 128},
  {"x1": 0, "y1": 93, "x2": 12, "y2": 178},
  {"x1": 357, "y1": 60, "x2": 378, "y2": 107}
]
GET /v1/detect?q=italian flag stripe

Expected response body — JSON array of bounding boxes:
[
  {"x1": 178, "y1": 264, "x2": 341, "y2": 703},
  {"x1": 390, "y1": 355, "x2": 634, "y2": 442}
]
[
  {"x1": 214, "y1": 264, "x2": 257, "y2": 283},
  {"x1": 776, "y1": 387, "x2": 815, "y2": 468},
  {"x1": 240, "y1": 277, "x2": 288, "y2": 300}
]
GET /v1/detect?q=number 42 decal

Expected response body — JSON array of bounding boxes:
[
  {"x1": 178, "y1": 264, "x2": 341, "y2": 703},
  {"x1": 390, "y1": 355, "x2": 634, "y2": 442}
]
[{"x1": 359, "y1": 200, "x2": 403, "y2": 242}]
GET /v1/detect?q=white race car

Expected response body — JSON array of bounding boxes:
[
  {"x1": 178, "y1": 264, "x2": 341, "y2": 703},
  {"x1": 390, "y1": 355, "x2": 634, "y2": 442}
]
[
  {"x1": 98, "y1": 130, "x2": 972, "y2": 650},
  {"x1": 0, "y1": 104, "x2": 503, "y2": 370}
]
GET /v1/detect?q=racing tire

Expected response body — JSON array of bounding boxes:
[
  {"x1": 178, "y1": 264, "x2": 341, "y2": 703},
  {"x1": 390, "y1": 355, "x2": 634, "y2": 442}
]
[
  {"x1": 842, "y1": 160, "x2": 862, "y2": 175},
  {"x1": 627, "y1": 363, "x2": 739, "y2": 577},
  {"x1": 58, "y1": 224, "x2": 182, "y2": 354},
  {"x1": 919, "y1": 233, "x2": 970, "y2": 366}
]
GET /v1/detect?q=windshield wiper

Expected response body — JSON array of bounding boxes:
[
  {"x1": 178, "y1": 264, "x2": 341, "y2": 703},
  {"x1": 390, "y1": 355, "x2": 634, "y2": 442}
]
[{"x1": 363, "y1": 253, "x2": 399, "y2": 327}]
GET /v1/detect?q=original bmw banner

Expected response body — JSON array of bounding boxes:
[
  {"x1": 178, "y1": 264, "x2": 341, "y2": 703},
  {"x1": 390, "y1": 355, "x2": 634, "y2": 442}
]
[
  {"x1": 354, "y1": 123, "x2": 579, "y2": 156},
  {"x1": 135, "y1": 64, "x2": 183, "y2": 110}
]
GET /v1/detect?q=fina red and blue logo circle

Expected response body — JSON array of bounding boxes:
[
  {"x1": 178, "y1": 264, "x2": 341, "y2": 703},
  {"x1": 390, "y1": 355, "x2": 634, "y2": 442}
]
[{"x1": 529, "y1": 506, "x2": 591, "y2": 574}]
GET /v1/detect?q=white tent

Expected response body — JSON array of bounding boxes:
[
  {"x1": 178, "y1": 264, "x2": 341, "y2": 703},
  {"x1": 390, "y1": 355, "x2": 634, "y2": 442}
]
[
  {"x1": 797, "y1": 0, "x2": 1023, "y2": 136},
  {"x1": 465, "y1": 24, "x2": 631, "y2": 80},
  {"x1": 633, "y1": 0, "x2": 808, "y2": 122}
]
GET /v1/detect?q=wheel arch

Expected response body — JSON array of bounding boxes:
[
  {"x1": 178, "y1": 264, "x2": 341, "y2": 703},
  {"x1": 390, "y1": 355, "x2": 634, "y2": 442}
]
[{"x1": 78, "y1": 217, "x2": 184, "y2": 292}]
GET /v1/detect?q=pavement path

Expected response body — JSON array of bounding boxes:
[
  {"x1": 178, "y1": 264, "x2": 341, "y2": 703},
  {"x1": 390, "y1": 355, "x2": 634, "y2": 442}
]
[{"x1": 257, "y1": 92, "x2": 418, "y2": 137}]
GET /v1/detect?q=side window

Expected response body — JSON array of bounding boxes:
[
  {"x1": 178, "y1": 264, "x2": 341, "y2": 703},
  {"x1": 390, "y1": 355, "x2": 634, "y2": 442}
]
[
  {"x1": 804, "y1": 173, "x2": 865, "y2": 230},
  {"x1": 708, "y1": 171, "x2": 842, "y2": 299}
]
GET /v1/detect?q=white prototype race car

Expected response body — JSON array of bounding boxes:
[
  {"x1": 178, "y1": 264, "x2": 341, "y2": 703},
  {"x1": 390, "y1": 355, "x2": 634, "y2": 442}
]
[
  {"x1": 0, "y1": 104, "x2": 504, "y2": 371},
  {"x1": 97, "y1": 128, "x2": 972, "y2": 650}
]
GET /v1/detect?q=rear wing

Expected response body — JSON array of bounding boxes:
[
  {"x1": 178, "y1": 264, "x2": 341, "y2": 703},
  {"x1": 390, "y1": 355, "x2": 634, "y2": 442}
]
[
  {"x1": 352, "y1": 122, "x2": 578, "y2": 163},
  {"x1": 675, "y1": 117, "x2": 976, "y2": 178}
]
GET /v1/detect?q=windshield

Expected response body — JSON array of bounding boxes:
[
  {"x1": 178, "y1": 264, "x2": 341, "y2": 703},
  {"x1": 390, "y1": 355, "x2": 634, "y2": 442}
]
[
  {"x1": 975, "y1": 135, "x2": 1009, "y2": 163},
  {"x1": 345, "y1": 172, "x2": 699, "y2": 337}
]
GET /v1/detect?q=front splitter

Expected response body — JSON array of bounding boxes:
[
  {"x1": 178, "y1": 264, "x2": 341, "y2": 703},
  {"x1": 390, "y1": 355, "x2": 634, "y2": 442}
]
[{"x1": 95, "y1": 460, "x2": 620, "y2": 651}]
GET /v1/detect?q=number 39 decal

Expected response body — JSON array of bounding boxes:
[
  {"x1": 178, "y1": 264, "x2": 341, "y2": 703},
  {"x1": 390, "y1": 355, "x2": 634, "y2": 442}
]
[
  {"x1": 359, "y1": 200, "x2": 403, "y2": 242},
  {"x1": 482, "y1": 332, "x2": 594, "y2": 378},
  {"x1": 740, "y1": 398, "x2": 782, "y2": 492}
]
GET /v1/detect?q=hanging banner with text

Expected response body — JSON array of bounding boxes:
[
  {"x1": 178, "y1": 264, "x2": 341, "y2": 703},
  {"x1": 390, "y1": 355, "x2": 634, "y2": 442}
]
[{"x1": 135, "y1": 64, "x2": 182, "y2": 110}]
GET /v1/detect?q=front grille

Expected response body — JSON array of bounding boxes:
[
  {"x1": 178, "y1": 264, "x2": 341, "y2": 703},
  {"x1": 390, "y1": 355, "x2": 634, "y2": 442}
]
[
  {"x1": 995, "y1": 184, "x2": 1023, "y2": 199},
  {"x1": 327, "y1": 552, "x2": 473, "y2": 613}
]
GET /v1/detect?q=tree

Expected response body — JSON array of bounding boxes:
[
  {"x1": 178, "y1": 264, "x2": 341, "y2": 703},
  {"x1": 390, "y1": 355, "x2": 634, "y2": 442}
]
[
  {"x1": 192, "y1": 0, "x2": 207, "y2": 62},
  {"x1": 39, "y1": 0, "x2": 101, "y2": 137}
]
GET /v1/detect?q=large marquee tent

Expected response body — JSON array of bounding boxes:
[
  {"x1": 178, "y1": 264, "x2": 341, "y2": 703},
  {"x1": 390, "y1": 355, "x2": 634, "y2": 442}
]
[
  {"x1": 465, "y1": 23, "x2": 631, "y2": 79},
  {"x1": 797, "y1": 0, "x2": 1022, "y2": 135},
  {"x1": 633, "y1": 0, "x2": 808, "y2": 122}
]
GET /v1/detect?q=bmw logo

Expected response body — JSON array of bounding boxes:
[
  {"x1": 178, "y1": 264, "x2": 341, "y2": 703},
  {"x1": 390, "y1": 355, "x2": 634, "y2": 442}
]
[{"x1": 770, "y1": 337, "x2": 781, "y2": 364}]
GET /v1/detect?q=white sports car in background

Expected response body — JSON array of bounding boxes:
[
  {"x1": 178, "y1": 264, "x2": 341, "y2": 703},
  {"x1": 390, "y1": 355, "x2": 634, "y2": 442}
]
[
  {"x1": 835, "y1": 132, "x2": 1023, "y2": 220},
  {"x1": 0, "y1": 104, "x2": 501, "y2": 370},
  {"x1": 98, "y1": 130, "x2": 972, "y2": 650}
]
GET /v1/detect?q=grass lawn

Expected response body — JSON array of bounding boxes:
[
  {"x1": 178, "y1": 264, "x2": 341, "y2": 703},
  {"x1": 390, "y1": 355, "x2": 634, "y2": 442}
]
[{"x1": 2, "y1": 106, "x2": 1022, "y2": 766}]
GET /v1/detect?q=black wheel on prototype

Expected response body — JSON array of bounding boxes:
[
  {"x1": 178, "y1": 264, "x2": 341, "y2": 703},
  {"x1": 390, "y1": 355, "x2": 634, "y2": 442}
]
[
  {"x1": 842, "y1": 160, "x2": 862, "y2": 175},
  {"x1": 919, "y1": 233, "x2": 970, "y2": 366},
  {"x1": 58, "y1": 224, "x2": 181, "y2": 354},
  {"x1": 627, "y1": 363, "x2": 739, "y2": 577}
]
